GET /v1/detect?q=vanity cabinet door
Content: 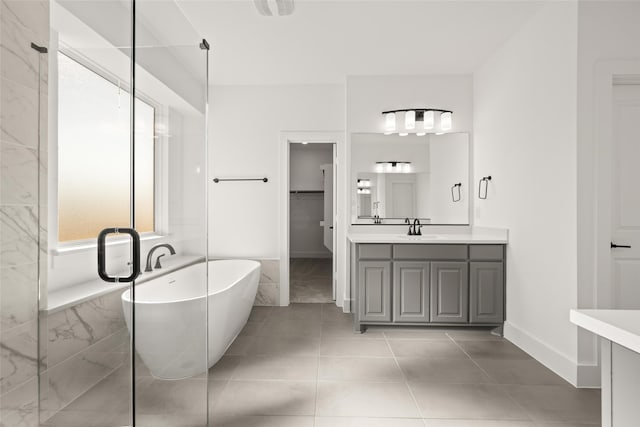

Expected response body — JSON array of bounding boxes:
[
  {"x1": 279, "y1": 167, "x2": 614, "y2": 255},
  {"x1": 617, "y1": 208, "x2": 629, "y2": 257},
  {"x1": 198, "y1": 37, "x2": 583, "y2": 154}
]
[
  {"x1": 358, "y1": 261, "x2": 392, "y2": 322},
  {"x1": 430, "y1": 262, "x2": 468, "y2": 323},
  {"x1": 393, "y1": 262, "x2": 430, "y2": 323},
  {"x1": 470, "y1": 262, "x2": 504, "y2": 324}
]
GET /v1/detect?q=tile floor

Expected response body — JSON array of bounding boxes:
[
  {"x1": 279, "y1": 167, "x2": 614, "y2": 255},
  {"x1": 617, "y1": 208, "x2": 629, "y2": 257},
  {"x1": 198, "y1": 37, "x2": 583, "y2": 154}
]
[
  {"x1": 44, "y1": 303, "x2": 602, "y2": 427},
  {"x1": 290, "y1": 259, "x2": 333, "y2": 303}
]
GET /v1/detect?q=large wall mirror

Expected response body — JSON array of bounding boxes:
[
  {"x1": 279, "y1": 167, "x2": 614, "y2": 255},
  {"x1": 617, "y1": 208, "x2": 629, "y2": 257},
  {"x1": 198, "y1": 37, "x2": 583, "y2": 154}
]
[{"x1": 351, "y1": 132, "x2": 470, "y2": 225}]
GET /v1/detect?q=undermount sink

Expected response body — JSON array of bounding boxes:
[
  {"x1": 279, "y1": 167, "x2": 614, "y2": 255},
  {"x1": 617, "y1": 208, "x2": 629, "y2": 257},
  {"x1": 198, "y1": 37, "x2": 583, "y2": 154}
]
[{"x1": 397, "y1": 234, "x2": 444, "y2": 240}]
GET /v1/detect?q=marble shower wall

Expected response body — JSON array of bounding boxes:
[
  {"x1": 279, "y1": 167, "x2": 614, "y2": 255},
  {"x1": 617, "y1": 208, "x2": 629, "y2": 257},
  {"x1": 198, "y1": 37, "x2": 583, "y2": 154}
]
[
  {"x1": 38, "y1": 291, "x2": 128, "y2": 422},
  {"x1": 0, "y1": 1, "x2": 50, "y2": 426}
]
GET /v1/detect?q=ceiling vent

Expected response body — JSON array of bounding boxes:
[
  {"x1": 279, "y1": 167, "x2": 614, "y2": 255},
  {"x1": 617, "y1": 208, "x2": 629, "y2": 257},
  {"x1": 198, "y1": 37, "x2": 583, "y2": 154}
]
[{"x1": 254, "y1": 0, "x2": 294, "y2": 16}]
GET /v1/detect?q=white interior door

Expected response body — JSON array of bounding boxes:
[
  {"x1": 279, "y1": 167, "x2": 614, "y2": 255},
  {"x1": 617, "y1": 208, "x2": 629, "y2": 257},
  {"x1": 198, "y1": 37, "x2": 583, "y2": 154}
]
[
  {"x1": 322, "y1": 163, "x2": 333, "y2": 252},
  {"x1": 610, "y1": 84, "x2": 640, "y2": 308}
]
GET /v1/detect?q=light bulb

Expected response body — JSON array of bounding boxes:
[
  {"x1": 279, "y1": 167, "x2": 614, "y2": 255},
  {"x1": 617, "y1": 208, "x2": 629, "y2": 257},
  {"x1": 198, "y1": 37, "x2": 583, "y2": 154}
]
[
  {"x1": 404, "y1": 110, "x2": 415, "y2": 130},
  {"x1": 441, "y1": 111, "x2": 452, "y2": 131},
  {"x1": 416, "y1": 132, "x2": 426, "y2": 136},
  {"x1": 399, "y1": 132, "x2": 408, "y2": 136},
  {"x1": 403, "y1": 163, "x2": 411, "y2": 173},
  {"x1": 376, "y1": 163, "x2": 384, "y2": 173},
  {"x1": 424, "y1": 110, "x2": 435, "y2": 130},
  {"x1": 384, "y1": 112, "x2": 396, "y2": 133},
  {"x1": 386, "y1": 163, "x2": 393, "y2": 172}
]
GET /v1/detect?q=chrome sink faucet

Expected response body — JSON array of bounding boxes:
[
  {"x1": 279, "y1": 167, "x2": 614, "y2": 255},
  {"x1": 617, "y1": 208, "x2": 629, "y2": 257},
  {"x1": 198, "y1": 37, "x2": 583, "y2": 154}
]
[{"x1": 145, "y1": 243, "x2": 176, "y2": 272}]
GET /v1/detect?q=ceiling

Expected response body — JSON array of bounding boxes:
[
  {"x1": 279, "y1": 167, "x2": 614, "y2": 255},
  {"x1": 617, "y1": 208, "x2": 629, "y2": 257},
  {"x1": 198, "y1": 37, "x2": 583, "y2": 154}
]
[{"x1": 177, "y1": 0, "x2": 544, "y2": 85}]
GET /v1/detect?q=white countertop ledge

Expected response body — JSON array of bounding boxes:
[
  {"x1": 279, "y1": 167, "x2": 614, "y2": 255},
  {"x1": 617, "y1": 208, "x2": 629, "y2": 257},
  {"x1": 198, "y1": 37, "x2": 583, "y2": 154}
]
[
  {"x1": 347, "y1": 233, "x2": 508, "y2": 244},
  {"x1": 570, "y1": 309, "x2": 640, "y2": 354},
  {"x1": 46, "y1": 255, "x2": 203, "y2": 315}
]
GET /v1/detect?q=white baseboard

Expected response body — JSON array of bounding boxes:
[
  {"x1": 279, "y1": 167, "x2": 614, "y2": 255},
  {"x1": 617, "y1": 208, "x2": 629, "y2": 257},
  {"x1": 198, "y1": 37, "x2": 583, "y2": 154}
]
[
  {"x1": 577, "y1": 363, "x2": 601, "y2": 388},
  {"x1": 504, "y1": 321, "x2": 599, "y2": 388}
]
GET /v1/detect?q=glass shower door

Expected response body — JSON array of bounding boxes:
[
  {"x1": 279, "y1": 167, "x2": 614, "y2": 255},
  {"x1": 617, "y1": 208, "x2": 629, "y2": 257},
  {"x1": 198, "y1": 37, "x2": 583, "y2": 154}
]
[
  {"x1": 40, "y1": 1, "x2": 135, "y2": 425},
  {"x1": 132, "y1": 2, "x2": 210, "y2": 424},
  {"x1": 41, "y1": 1, "x2": 210, "y2": 426}
]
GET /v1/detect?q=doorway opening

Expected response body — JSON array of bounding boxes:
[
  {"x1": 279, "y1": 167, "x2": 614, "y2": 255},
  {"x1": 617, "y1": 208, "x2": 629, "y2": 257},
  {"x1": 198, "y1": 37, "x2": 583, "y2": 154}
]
[{"x1": 288, "y1": 142, "x2": 337, "y2": 303}]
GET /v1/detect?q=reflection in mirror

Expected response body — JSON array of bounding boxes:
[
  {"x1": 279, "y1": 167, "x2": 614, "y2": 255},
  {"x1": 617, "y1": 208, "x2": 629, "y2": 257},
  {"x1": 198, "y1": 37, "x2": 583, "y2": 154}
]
[{"x1": 351, "y1": 133, "x2": 469, "y2": 225}]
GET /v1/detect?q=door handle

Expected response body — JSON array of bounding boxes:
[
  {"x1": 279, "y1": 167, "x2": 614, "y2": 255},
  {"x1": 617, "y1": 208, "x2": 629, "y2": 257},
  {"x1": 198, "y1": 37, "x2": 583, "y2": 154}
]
[
  {"x1": 98, "y1": 228, "x2": 141, "y2": 283},
  {"x1": 611, "y1": 242, "x2": 632, "y2": 249}
]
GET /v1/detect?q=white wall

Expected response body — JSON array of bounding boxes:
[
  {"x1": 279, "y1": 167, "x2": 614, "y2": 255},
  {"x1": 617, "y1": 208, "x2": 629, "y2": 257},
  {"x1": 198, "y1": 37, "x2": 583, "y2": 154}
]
[
  {"x1": 576, "y1": 0, "x2": 640, "y2": 385},
  {"x1": 473, "y1": 2, "x2": 579, "y2": 384},
  {"x1": 429, "y1": 133, "x2": 469, "y2": 224},
  {"x1": 208, "y1": 84, "x2": 344, "y2": 259}
]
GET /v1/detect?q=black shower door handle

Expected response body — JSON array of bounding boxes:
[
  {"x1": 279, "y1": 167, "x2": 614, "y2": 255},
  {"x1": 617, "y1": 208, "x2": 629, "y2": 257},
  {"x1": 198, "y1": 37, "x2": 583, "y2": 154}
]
[{"x1": 97, "y1": 228, "x2": 141, "y2": 283}]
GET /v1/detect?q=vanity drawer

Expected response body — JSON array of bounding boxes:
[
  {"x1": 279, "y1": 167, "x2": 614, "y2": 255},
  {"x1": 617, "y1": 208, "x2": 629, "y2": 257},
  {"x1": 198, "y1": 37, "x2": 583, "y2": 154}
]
[
  {"x1": 359, "y1": 244, "x2": 392, "y2": 259},
  {"x1": 393, "y1": 244, "x2": 467, "y2": 260},
  {"x1": 469, "y1": 245, "x2": 504, "y2": 260}
]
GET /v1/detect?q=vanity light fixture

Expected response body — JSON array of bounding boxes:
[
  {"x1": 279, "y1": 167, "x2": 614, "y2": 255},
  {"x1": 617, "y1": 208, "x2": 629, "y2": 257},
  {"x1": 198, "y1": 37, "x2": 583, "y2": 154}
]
[
  {"x1": 375, "y1": 161, "x2": 411, "y2": 174},
  {"x1": 357, "y1": 188, "x2": 371, "y2": 195},
  {"x1": 405, "y1": 110, "x2": 416, "y2": 130},
  {"x1": 384, "y1": 112, "x2": 396, "y2": 135},
  {"x1": 381, "y1": 108, "x2": 453, "y2": 136},
  {"x1": 440, "y1": 111, "x2": 453, "y2": 131},
  {"x1": 357, "y1": 179, "x2": 371, "y2": 188}
]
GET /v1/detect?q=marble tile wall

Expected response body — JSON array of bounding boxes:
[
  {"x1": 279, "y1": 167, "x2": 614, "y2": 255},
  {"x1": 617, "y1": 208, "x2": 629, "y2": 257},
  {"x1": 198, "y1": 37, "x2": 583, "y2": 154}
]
[
  {"x1": 0, "y1": 1, "x2": 49, "y2": 426},
  {"x1": 39, "y1": 296, "x2": 128, "y2": 421},
  {"x1": 253, "y1": 259, "x2": 280, "y2": 306}
]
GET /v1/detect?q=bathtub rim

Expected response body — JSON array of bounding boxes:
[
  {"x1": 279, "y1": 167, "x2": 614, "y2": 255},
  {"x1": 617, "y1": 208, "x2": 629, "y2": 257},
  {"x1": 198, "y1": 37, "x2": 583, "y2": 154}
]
[{"x1": 121, "y1": 259, "x2": 261, "y2": 305}]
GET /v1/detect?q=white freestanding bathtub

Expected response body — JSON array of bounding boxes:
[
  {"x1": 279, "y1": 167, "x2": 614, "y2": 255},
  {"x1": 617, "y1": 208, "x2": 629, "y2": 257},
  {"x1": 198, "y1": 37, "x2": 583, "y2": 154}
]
[{"x1": 121, "y1": 259, "x2": 260, "y2": 379}]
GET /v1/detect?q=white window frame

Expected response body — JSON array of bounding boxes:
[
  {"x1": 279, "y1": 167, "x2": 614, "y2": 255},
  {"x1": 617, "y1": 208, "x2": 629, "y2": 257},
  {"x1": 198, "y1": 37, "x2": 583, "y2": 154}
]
[{"x1": 51, "y1": 47, "x2": 169, "y2": 254}]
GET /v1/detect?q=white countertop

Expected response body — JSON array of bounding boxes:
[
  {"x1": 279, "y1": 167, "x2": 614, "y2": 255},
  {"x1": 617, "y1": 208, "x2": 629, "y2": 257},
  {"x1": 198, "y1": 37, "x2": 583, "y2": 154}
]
[
  {"x1": 347, "y1": 227, "x2": 508, "y2": 244},
  {"x1": 570, "y1": 309, "x2": 640, "y2": 354}
]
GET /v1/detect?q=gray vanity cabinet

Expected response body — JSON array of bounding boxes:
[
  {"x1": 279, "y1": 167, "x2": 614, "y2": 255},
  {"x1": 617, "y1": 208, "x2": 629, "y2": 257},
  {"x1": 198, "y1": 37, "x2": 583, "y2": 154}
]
[
  {"x1": 430, "y1": 262, "x2": 469, "y2": 323},
  {"x1": 353, "y1": 243, "x2": 505, "y2": 331},
  {"x1": 470, "y1": 262, "x2": 504, "y2": 324},
  {"x1": 393, "y1": 262, "x2": 430, "y2": 322},
  {"x1": 358, "y1": 261, "x2": 392, "y2": 322}
]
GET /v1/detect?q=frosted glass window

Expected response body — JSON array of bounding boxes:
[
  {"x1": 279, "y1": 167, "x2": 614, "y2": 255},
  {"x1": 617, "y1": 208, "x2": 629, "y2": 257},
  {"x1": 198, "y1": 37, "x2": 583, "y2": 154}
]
[{"x1": 57, "y1": 53, "x2": 155, "y2": 242}]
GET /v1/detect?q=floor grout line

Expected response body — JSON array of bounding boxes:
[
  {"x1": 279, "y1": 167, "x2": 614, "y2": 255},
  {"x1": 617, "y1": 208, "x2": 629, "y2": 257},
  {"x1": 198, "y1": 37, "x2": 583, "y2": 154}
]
[
  {"x1": 447, "y1": 335, "x2": 537, "y2": 423},
  {"x1": 383, "y1": 327, "x2": 425, "y2": 420}
]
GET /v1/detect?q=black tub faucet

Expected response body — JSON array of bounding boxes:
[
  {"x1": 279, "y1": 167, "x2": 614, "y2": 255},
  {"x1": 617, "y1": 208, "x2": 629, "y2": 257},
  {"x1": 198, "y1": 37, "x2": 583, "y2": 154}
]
[{"x1": 145, "y1": 243, "x2": 176, "y2": 272}]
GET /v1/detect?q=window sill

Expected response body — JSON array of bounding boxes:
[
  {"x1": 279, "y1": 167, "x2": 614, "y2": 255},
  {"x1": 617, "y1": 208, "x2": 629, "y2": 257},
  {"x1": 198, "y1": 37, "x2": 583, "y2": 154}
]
[{"x1": 52, "y1": 233, "x2": 166, "y2": 256}]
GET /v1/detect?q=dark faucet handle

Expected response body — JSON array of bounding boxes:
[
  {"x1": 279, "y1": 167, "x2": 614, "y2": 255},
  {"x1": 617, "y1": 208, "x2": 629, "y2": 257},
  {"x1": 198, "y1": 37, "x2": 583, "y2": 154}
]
[
  {"x1": 154, "y1": 253, "x2": 166, "y2": 269},
  {"x1": 415, "y1": 225, "x2": 422, "y2": 236}
]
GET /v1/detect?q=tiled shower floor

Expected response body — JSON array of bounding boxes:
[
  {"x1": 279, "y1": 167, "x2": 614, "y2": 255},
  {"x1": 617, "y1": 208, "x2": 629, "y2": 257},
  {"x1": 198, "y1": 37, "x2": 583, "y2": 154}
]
[{"x1": 44, "y1": 304, "x2": 601, "y2": 427}]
